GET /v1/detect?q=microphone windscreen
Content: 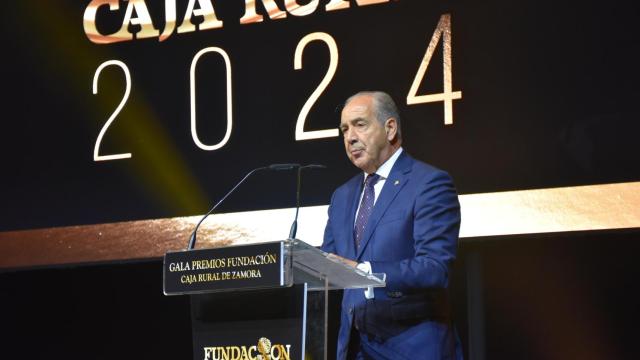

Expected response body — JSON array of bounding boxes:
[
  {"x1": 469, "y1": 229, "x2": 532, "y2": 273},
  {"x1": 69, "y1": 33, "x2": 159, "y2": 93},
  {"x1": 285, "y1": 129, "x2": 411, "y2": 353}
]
[
  {"x1": 268, "y1": 163, "x2": 301, "y2": 171},
  {"x1": 303, "y1": 164, "x2": 327, "y2": 169}
]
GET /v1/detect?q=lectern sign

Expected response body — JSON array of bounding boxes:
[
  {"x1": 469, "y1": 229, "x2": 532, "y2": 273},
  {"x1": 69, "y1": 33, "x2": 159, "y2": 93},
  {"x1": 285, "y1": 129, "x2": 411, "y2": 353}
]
[{"x1": 163, "y1": 241, "x2": 287, "y2": 295}]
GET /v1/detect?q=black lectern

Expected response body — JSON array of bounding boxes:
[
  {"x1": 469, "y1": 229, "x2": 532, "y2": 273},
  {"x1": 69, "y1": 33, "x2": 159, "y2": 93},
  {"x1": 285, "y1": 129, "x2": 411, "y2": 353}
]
[{"x1": 163, "y1": 239, "x2": 385, "y2": 360}]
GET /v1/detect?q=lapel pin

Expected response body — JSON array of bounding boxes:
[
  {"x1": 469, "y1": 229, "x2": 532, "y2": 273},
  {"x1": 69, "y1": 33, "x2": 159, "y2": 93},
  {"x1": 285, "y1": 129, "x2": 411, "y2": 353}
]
[{"x1": 394, "y1": 180, "x2": 400, "y2": 186}]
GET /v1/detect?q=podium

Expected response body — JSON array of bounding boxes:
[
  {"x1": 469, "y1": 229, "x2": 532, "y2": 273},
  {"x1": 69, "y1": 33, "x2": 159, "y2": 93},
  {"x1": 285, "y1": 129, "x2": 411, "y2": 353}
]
[{"x1": 163, "y1": 239, "x2": 385, "y2": 360}]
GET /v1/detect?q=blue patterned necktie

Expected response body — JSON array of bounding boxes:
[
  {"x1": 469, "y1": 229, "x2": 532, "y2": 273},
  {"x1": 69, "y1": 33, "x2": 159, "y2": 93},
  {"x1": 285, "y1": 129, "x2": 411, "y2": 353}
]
[{"x1": 354, "y1": 173, "x2": 380, "y2": 249}]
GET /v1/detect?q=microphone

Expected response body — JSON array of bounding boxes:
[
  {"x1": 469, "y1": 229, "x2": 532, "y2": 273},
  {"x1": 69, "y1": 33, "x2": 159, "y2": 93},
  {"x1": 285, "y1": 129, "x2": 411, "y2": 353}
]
[
  {"x1": 268, "y1": 163, "x2": 301, "y2": 171},
  {"x1": 187, "y1": 164, "x2": 298, "y2": 250},
  {"x1": 287, "y1": 164, "x2": 327, "y2": 240},
  {"x1": 301, "y1": 164, "x2": 326, "y2": 170}
]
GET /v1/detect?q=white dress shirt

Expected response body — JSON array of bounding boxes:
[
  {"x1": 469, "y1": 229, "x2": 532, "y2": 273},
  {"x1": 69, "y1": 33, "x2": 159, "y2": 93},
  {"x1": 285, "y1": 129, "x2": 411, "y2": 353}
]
[{"x1": 355, "y1": 147, "x2": 403, "y2": 298}]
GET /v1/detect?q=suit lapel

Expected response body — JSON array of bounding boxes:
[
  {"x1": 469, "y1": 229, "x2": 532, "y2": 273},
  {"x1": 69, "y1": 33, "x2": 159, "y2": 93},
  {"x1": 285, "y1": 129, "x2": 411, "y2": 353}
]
[{"x1": 356, "y1": 152, "x2": 413, "y2": 260}]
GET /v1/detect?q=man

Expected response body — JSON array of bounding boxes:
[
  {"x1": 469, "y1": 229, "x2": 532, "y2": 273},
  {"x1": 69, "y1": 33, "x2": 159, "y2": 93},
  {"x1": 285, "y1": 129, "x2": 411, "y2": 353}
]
[{"x1": 321, "y1": 91, "x2": 462, "y2": 360}]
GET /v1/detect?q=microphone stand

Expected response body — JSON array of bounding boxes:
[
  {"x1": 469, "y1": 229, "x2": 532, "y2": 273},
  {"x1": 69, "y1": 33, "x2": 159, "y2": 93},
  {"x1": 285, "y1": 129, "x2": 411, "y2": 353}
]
[
  {"x1": 287, "y1": 166, "x2": 302, "y2": 240},
  {"x1": 287, "y1": 164, "x2": 326, "y2": 240},
  {"x1": 187, "y1": 166, "x2": 267, "y2": 250},
  {"x1": 187, "y1": 163, "x2": 301, "y2": 250}
]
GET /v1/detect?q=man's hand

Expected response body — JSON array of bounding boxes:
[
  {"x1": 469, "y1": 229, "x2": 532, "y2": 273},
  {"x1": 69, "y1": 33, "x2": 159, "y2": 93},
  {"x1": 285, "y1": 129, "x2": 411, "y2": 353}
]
[{"x1": 326, "y1": 253, "x2": 358, "y2": 268}]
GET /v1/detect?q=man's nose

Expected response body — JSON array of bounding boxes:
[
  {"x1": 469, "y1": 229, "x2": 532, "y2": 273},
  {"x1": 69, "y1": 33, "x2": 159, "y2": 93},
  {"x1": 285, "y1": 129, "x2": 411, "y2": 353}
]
[{"x1": 344, "y1": 129, "x2": 358, "y2": 144}]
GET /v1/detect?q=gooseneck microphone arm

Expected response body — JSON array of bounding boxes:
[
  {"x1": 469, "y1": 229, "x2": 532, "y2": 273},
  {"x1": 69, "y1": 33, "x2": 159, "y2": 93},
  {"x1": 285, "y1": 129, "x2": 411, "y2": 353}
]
[
  {"x1": 187, "y1": 166, "x2": 267, "y2": 250},
  {"x1": 287, "y1": 166, "x2": 303, "y2": 240},
  {"x1": 187, "y1": 163, "x2": 300, "y2": 250},
  {"x1": 287, "y1": 164, "x2": 326, "y2": 240}
]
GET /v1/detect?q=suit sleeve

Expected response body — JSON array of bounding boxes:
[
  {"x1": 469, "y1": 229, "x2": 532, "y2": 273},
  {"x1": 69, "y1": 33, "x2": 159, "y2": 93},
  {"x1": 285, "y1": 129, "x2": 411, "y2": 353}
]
[
  {"x1": 320, "y1": 190, "x2": 338, "y2": 254},
  {"x1": 369, "y1": 170, "x2": 461, "y2": 291}
]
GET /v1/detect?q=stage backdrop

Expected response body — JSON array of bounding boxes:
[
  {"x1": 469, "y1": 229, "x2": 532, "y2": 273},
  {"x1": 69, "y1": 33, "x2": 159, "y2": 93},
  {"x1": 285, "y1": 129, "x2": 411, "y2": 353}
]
[{"x1": 1, "y1": 0, "x2": 639, "y2": 268}]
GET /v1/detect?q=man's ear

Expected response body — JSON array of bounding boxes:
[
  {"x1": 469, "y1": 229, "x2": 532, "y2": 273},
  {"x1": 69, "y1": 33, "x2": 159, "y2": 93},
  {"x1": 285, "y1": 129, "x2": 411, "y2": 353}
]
[{"x1": 385, "y1": 118, "x2": 398, "y2": 141}]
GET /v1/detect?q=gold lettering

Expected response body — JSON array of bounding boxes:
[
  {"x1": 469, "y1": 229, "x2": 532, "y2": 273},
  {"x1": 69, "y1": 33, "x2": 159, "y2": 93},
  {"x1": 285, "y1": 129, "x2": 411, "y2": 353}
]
[
  {"x1": 239, "y1": 346, "x2": 248, "y2": 360},
  {"x1": 203, "y1": 347, "x2": 214, "y2": 360},
  {"x1": 325, "y1": 0, "x2": 390, "y2": 12},
  {"x1": 239, "y1": 0, "x2": 287, "y2": 24},
  {"x1": 280, "y1": 345, "x2": 291, "y2": 360},
  {"x1": 191, "y1": 258, "x2": 226, "y2": 270},
  {"x1": 229, "y1": 269, "x2": 262, "y2": 279},
  {"x1": 83, "y1": 0, "x2": 133, "y2": 44},
  {"x1": 271, "y1": 344, "x2": 281, "y2": 360},
  {"x1": 213, "y1": 347, "x2": 223, "y2": 360},
  {"x1": 170, "y1": 261, "x2": 191, "y2": 272},
  {"x1": 86, "y1": 0, "x2": 394, "y2": 44},
  {"x1": 325, "y1": 0, "x2": 349, "y2": 11},
  {"x1": 248, "y1": 346, "x2": 258, "y2": 360},
  {"x1": 121, "y1": 0, "x2": 160, "y2": 40},
  {"x1": 227, "y1": 254, "x2": 278, "y2": 268},
  {"x1": 201, "y1": 343, "x2": 289, "y2": 360},
  {"x1": 208, "y1": 272, "x2": 220, "y2": 281},
  {"x1": 178, "y1": 0, "x2": 223, "y2": 34},
  {"x1": 181, "y1": 274, "x2": 197, "y2": 284},
  {"x1": 230, "y1": 346, "x2": 241, "y2": 360},
  {"x1": 160, "y1": 0, "x2": 177, "y2": 41},
  {"x1": 284, "y1": 0, "x2": 319, "y2": 17}
]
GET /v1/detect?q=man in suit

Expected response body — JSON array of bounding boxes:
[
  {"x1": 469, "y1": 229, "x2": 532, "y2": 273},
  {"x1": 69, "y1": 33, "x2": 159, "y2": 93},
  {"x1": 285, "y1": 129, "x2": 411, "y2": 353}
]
[{"x1": 321, "y1": 91, "x2": 463, "y2": 360}]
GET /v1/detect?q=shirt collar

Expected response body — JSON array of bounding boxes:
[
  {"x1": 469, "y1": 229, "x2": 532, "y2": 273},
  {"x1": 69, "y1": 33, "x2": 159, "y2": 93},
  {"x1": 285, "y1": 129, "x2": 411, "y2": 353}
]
[{"x1": 364, "y1": 147, "x2": 403, "y2": 181}]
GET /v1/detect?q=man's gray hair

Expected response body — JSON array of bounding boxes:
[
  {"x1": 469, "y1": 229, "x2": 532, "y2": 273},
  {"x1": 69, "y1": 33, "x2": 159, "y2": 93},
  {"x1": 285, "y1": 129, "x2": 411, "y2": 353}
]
[{"x1": 345, "y1": 91, "x2": 402, "y2": 137}]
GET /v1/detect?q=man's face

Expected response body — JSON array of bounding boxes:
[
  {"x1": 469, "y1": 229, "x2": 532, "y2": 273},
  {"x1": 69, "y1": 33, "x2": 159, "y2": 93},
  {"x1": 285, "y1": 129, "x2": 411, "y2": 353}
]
[{"x1": 339, "y1": 95, "x2": 394, "y2": 174}]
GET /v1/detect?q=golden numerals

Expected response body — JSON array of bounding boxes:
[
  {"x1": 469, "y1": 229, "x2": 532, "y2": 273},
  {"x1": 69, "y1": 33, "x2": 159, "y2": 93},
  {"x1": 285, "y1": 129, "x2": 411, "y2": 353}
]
[
  {"x1": 190, "y1": 47, "x2": 233, "y2": 151},
  {"x1": 92, "y1": 60, "x2": 132, "y2": 161},
  {"x1": 407, "y1": 14, "x2": 462, "y2": 125},
  {"x1": 294, "y1": 32, "x2": 340, "y2": 140},
  {"x1": 91, "y1": 14, "x2": 462, "y2": 162}
]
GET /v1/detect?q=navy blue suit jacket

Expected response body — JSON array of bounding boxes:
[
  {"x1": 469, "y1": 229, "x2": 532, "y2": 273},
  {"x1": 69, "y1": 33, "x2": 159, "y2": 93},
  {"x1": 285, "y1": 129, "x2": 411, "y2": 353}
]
[{"x1": 322, "y1": 152, "x2": 462, "y2": 360}]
